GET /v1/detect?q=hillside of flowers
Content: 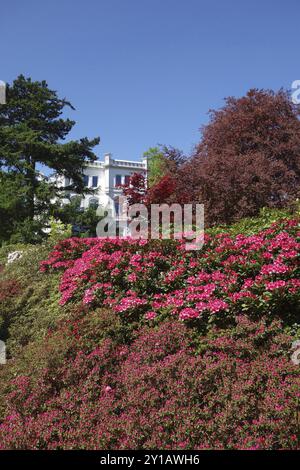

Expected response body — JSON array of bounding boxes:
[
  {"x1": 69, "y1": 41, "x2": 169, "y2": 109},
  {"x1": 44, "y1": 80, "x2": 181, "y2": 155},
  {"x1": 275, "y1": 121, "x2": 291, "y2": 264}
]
[
  {"x1": 40, "y1": 217, "x2": 300, "y2": 330},
  {"x1": 0, "y1": 316, "x2": 299, "y2": 450},
  {"x1": 0, "y1": 213, "x2": 299, "y2": 449}
]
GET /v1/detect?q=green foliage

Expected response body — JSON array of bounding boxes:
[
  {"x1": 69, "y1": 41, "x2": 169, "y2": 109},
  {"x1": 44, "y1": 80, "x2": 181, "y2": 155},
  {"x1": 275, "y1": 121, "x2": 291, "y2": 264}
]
[
  {"x1": 6, "y1": 273, "x2": 65, "y2": 357},
  {"x1": 0, "y1": 172, "x2": 27, "y2": 242},
  {"x1": 143, "y1": 146, "x2": 167, "y2": 187},
  {"x1": 207, "y1": 205, "x2": 299, "y2": 237},
  {"x1": 47, "y1": 217, "x2": 72, "y2": 243},
  {"x1": 0, "y1": 241, "x2": 69, "y2": 357},
  {"x1": 0, "y1": 75, "x2": 100, "y2": 244},
  {"x1": 53, "y1": 196, "x2": 101, "y2": 237}
]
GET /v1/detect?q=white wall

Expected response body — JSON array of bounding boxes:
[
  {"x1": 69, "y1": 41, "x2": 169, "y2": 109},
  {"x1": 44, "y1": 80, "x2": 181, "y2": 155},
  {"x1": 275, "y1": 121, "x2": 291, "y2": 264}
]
[{"x1": 76, "y1": 154, "x2": 147, "y2": 211}]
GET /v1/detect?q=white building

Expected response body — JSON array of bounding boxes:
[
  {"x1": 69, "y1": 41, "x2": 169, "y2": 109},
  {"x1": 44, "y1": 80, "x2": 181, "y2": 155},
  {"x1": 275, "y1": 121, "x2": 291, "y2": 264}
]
[{"x1": 58, "y1": 152, "x2": 147, "y2": 217}]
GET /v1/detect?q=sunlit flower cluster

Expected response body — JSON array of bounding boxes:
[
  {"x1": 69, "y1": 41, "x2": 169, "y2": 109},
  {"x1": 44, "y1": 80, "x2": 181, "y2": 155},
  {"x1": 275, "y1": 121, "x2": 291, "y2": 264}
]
[{"x1": 41, "y1": 218, "x2": 300, "y2": 327}]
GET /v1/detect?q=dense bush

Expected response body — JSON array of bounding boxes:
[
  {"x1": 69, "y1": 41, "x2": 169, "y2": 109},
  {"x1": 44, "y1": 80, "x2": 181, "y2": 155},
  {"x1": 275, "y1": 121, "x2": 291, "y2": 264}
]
[
  {"x1": 0, "y1": 316, "x2": 299, "y2": 450},
  {"x1": 0, "y1": 213, "x2": 299, "y2": 450},
  {"x1": 41, "y1": 217, "x2": 300, "y2": 331},
  {"x1": 207, "y1": 206, "x2": 300, "y2": 237},
  {"x1": 0, "y1": 242, "x2": 69, "y2": 357},
  {"x1": 0, "y1": 278, "x2": 21, "y2": 340}
]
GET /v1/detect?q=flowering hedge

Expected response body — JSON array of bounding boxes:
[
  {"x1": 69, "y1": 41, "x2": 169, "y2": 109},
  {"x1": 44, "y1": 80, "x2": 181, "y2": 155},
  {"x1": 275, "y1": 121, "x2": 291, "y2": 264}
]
[
  {"x1": 40, "y1": 218, "x2": 300, "y2": 329},
  {"x1": 0, "y1": 217, "x2": 299, "y2": 450},
  {"x1": 0, "y1": 316, "x2": 299, "y2": 449}
]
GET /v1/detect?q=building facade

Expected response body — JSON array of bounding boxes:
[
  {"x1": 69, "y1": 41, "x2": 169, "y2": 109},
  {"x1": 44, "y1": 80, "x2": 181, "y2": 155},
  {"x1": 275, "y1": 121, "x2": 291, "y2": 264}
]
[{"x1": 59, "y1": 153, "x2": 147, "y2": 217}]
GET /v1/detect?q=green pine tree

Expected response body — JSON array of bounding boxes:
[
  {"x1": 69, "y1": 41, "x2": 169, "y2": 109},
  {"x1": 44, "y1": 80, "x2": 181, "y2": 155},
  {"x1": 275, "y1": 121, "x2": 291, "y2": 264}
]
[{"x1": 0, "y1": 75, "x2": 100, "y2": 243}]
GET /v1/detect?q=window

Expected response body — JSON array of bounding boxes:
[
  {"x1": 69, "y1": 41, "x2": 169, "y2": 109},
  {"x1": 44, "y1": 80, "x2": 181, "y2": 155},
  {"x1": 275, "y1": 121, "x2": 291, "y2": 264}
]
[
  {"x1": 92, "y1": 176, "x2": 98, "y2": 188},
  {"x1": 83, "y1": 175, "x2": 89, "y2": 187},
  {"x1": 114, "y1": 200, "x2": 120, "y2": 215},
  {"x1": 115, "y1": 175, "x2": 122, "y2": 187},
  {"x1": 124, "y1": 175, "x2": 130, "y2": 186}
]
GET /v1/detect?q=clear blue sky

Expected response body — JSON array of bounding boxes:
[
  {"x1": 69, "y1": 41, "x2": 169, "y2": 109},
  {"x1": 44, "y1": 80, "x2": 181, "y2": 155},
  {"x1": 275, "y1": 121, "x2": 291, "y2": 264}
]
[{"x1": 1, "y1": 0, "x2": 300, "y2": 162}]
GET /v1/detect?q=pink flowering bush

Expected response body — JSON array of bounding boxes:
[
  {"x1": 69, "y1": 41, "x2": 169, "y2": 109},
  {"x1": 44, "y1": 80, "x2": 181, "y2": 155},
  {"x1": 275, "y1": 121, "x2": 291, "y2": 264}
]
[
  {"x1": 1, "y1": 215, "x2": 299, "y2": 450},
  {"x1": 0, "y1": 316, "x2": 299, "y2": 450},
  {"x1": 40, "y1": 218, "x2": 300, "y2": 329}
]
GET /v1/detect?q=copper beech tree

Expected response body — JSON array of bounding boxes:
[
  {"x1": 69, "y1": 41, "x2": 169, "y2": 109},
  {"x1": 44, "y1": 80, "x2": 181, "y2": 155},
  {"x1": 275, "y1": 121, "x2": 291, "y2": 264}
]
[
  {"x1": 123, "y1": 89, "x2": 300, "y2": 227},
  {"x1": 189, "y1": 88, "x2": 300, "y2": 225}
]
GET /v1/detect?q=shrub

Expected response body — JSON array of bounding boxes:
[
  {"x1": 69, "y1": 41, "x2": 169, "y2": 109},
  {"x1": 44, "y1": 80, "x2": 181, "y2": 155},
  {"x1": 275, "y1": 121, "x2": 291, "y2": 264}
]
[
  {"x1": 0, "y1": 213, "x2": 299, "y2": 450},
  {"x1": 0, "y1": 317, "x2": 298, "y2": 450},
  {"x1": 41, "y1": 217, "x2": 300, "y2": 331},
  {"x1": 0, "y1": 278, "x2": 21, "y2": 340},
  {"x1": 0, "y1": 242, "x2": 69, "y2": 357}
]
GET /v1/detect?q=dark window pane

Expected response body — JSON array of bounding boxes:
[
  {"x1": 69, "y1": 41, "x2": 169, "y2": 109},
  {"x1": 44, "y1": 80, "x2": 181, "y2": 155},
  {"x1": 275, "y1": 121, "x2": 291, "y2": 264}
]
[
  {"x1": 115, "y1": 175, "x2": 122, "y2": 186},
  {"x1": 92, "y1": 176, "x2": 98, "y2": 187},
  {"x1": 83, "y1": 175, "x2": 89, "y2": 187},
  {"x1": 124, "y1": 175, "x2": 130, "y2": 185}
]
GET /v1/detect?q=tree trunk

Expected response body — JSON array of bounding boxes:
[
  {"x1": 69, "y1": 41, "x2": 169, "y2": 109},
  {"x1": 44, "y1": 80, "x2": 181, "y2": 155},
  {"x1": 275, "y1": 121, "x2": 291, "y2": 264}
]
[{"x1": 25, "y1": 157, "x2": 36, "y2": 221}]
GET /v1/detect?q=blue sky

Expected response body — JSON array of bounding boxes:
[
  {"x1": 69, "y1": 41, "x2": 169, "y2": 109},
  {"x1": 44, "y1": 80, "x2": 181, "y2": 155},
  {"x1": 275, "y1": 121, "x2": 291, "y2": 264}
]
[{"x1": 1, "y1": 0, "x2": 300, "y2": 162}]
